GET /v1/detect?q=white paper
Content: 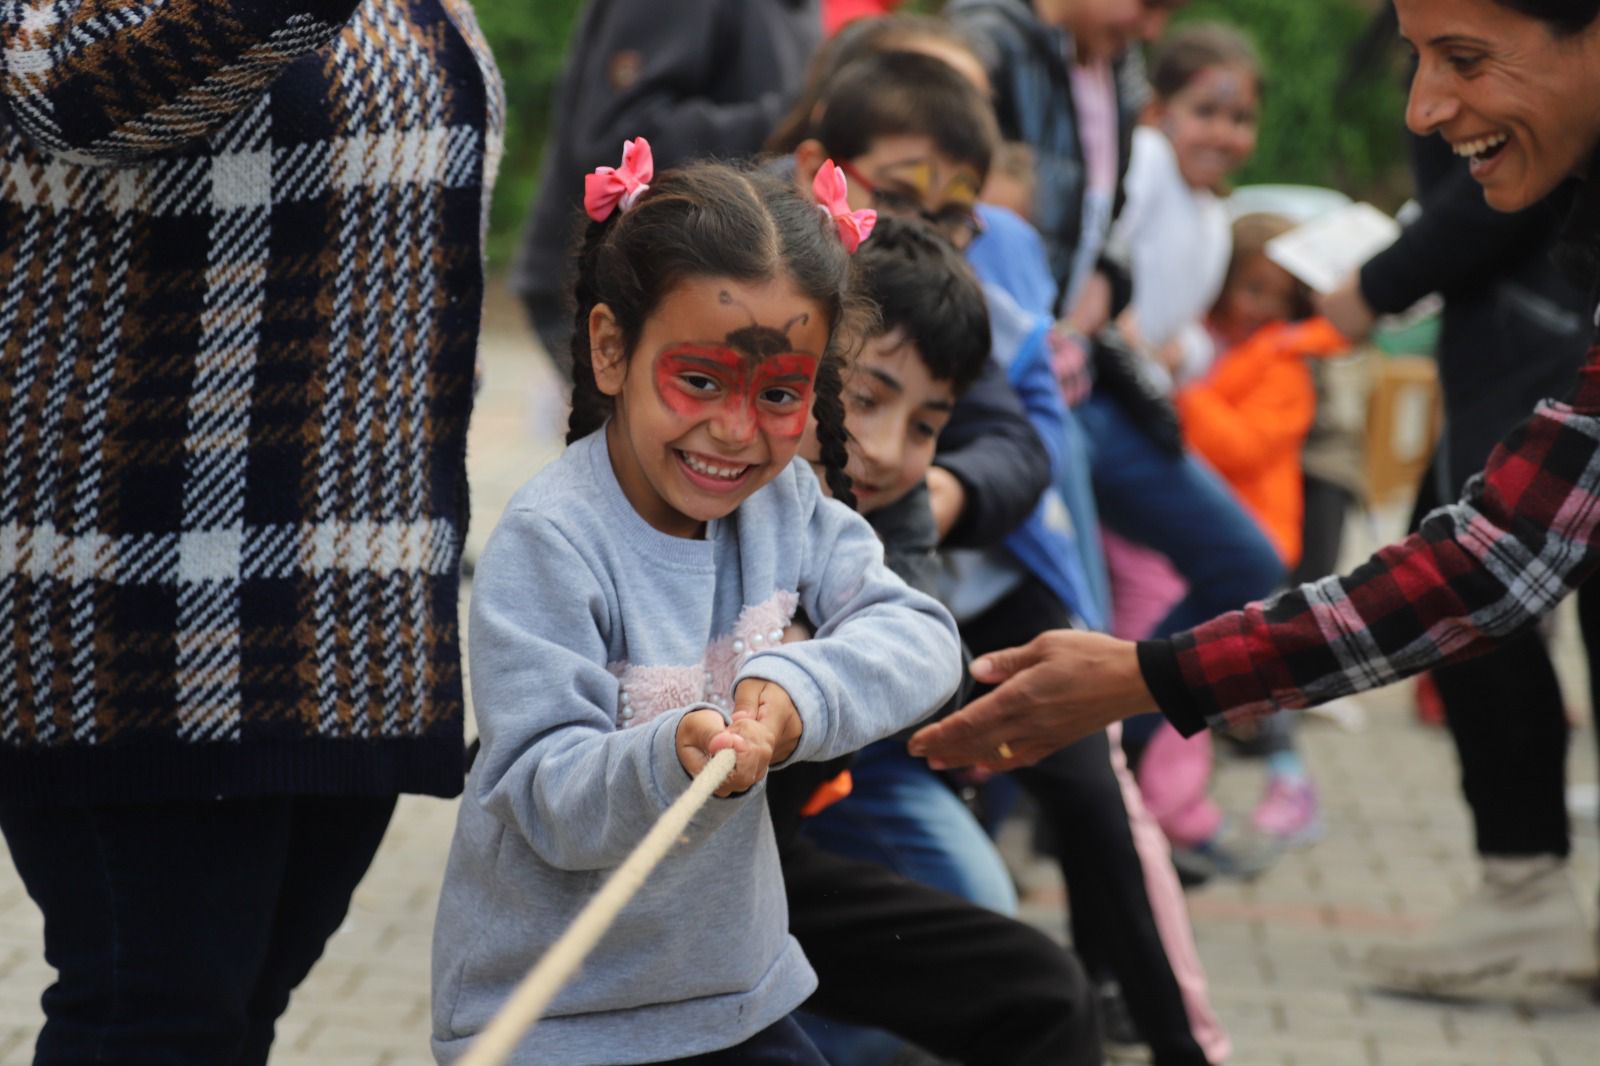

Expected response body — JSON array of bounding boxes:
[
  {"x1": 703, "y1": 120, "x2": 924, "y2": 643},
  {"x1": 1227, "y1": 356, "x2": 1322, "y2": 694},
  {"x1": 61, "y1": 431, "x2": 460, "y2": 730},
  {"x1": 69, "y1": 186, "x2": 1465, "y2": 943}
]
[{"x1": 1263, "y1": 202, "x2": 1401, "y2": 294}]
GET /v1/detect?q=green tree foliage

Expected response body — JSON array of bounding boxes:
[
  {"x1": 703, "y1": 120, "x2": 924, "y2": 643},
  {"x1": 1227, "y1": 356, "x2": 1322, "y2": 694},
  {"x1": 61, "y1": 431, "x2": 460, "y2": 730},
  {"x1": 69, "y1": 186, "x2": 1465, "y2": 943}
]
[
  {"x1": 470, "y1": 0, "x2": 1408, "y2": 266},
  {"x1": 1173, "y1": 0, "x2": 1408, "y2": 199},
  {"x1": 474, "y1": 0, "x2": 583, "y2": 265}
]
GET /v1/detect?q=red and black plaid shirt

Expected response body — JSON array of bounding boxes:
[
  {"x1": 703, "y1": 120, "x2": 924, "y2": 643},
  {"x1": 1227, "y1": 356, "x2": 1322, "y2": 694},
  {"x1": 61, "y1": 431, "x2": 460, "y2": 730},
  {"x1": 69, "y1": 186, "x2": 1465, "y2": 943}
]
[{"x1": 1141, "y1": 337, "x2": 1600, "y2": 737}]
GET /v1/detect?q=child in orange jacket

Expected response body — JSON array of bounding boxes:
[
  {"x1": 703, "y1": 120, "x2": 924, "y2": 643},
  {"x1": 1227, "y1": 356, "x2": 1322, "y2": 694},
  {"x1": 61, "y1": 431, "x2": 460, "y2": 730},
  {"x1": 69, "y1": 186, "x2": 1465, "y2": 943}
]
[
  {"x1": 1139, "y1": 213, "x2": 1350, "y2": 855},
  {"x1": 1179, "y1": 213, "x2": 1350, "y2": 567}
]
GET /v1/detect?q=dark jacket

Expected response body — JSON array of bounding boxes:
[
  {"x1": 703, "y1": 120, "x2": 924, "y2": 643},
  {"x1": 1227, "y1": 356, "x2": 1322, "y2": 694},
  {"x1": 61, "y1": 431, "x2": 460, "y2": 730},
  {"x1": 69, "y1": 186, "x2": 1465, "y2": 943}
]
[
  {"x1": 948, "y1": 0, "x2": 1139, "y2": 314},
  {"x1": 0, "y1": 0, "x2": 500, "y2": 805},
  {"x1": 1360, "y1": 133, "x2": 1590, "y2": 496},
  {"x1": 512, "y1": 0, "x2": 820, "y2": 336},
  {"x1": 935, "y1": 356, "x2": 1054, "y2": 549}
]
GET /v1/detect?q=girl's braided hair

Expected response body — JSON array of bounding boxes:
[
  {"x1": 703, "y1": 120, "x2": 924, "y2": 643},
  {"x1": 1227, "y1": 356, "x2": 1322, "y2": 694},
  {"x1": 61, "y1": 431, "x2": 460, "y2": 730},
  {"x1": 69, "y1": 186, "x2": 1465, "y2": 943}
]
[{"x1": 566, "y1": 161, "x2": 865, "y2": 507}]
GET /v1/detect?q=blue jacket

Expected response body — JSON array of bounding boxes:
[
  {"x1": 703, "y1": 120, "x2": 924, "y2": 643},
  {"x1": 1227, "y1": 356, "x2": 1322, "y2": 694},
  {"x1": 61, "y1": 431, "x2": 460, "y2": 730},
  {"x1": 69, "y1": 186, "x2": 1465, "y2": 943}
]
[{"x1": 967, "y1": 205, "x2": 1111, "y2": 627}]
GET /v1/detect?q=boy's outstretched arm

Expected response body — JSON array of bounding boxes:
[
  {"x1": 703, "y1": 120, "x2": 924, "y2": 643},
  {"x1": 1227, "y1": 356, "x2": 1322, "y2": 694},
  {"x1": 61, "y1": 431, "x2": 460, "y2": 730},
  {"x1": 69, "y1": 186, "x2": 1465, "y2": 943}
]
[{"x1": 932, "y1": 358, "x2": 1052, "y2": 547}]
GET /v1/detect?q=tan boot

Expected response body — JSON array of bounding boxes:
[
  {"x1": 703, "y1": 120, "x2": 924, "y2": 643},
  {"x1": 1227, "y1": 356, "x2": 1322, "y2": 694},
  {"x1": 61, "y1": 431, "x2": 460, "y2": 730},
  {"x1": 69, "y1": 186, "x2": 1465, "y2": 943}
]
[{"x1": 1365, "y1": 855, "x2": 1598, "y2": 994}]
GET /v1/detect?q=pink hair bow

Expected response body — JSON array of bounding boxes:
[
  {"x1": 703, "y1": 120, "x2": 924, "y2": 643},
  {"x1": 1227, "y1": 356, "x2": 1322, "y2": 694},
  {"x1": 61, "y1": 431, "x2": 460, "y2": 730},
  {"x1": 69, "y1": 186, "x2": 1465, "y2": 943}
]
[
  {"x1": 812, "y1": 160, "x2": 877, "y2": 253},
  {"x1": 585, "y1": 137, "x2": 654, "y2": 222}
]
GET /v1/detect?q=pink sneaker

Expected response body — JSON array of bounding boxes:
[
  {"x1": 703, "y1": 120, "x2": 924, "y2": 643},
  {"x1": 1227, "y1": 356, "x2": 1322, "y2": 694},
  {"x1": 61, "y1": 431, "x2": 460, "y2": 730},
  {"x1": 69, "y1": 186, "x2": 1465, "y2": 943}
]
[{"x1": 1251, "y1": 775, "x2": 1324, "y2": 846}]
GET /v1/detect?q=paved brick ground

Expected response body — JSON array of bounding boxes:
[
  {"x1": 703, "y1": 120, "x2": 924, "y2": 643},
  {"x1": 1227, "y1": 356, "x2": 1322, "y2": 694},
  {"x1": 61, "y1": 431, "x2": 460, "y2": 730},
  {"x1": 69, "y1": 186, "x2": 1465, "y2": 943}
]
[{"x1": 2, "y1": 284, "x2": 1596, "y2": 1064}]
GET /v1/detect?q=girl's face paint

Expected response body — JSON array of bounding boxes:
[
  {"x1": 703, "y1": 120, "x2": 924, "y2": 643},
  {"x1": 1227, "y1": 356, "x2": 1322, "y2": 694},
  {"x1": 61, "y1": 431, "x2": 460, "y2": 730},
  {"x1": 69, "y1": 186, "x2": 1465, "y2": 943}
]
[
  {"x1": 600, "y1": 275, "x2": 831, "y2": 539},
  {"x1": 653, "y1": 345, "x2": 818, "y2": 440}
]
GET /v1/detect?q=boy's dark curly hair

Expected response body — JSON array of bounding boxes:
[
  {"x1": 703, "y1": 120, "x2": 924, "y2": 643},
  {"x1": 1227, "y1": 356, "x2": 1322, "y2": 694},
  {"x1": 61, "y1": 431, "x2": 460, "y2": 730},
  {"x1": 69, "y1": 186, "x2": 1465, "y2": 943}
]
[{"x1": 853, "y1": 216, "x2": 990, "y2": 396}]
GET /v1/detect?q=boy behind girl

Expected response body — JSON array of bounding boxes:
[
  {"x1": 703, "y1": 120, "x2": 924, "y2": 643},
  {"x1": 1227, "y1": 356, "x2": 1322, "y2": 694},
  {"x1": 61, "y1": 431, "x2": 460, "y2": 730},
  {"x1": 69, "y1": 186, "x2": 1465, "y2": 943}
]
[
  {"x1": 840, "y1": 216, "x2": 989, "y2": 576},
  {"x1": 774, "y1": 217, "x2": 1099, "y2": 1066},
  {"x1": 784, "y1": 31, "x2": 1232, "y2": 1065}
]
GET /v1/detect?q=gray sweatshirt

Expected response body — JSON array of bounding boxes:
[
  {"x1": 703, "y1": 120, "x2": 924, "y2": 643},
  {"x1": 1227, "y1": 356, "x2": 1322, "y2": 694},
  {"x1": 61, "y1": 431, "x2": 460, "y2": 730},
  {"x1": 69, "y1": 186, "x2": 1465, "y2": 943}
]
[{"x1": 431, "y1": 430, "x2": 961, "y2": 1064}]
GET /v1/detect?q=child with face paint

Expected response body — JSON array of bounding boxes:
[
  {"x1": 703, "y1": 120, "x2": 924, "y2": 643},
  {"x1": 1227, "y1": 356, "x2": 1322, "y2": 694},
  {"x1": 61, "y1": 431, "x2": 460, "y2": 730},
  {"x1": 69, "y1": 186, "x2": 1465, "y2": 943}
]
[
  {"x1": 1113, "y1": 22, "x2": 1262, "y2": 389},
  {"x1": 429, "y1": 148, "x2": 963, "y2": 1066}
]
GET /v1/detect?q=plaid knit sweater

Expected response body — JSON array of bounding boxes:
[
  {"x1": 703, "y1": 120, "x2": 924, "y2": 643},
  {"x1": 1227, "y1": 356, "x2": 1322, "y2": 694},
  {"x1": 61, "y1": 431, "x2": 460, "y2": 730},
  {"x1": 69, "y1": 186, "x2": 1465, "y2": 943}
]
[
  {"x1": 1141, "y1": 179, "x2": 1600, "y2": 735},
  {"x1": 0, "y1": 0, "x2": 503, "y2": 804}
]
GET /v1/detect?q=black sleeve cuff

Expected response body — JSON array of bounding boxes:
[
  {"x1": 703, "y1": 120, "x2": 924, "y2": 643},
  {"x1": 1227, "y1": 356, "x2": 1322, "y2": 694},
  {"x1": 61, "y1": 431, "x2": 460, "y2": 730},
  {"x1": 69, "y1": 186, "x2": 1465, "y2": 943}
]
[
  {"x1": 1136, "y1": 639, "x2": 1209, "y2": 738},
  {"x1": 1357, "y1": 241, "x2": 1428, "y2": 316},
  {"x1": 1097, "y1": 256, "x2": 1134, "y2": 319}
]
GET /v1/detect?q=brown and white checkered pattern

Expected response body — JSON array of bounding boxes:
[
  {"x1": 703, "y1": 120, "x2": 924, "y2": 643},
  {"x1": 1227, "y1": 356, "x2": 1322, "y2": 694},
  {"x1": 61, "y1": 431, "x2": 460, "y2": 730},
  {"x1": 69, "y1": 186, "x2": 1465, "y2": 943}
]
[{"x1": 0, "y1": 0, "x2": 503, "y2": 803}]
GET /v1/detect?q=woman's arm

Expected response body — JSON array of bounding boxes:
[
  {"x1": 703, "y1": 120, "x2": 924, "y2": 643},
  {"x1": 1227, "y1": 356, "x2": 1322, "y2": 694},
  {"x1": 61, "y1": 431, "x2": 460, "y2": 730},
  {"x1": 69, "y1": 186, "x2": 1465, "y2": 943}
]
[
  {"x1": 911, "y1": 343, "x2": 1600, "y2": 768},
  {"x1": 1148, "y1": 342, "x2": 1600, "y2": 735},
  {"x1": 1, "y1": 0, "x2": 362, "y2": 162},
  {"x1": 1360, "y1": 147, "x2": 1571, "y2": 312}
]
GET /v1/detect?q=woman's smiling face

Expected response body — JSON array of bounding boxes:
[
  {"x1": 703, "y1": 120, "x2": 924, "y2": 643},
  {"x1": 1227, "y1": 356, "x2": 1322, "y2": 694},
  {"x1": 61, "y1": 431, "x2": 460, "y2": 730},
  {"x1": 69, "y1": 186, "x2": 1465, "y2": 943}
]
[{"x1": 1399, "y1": 0, "x2": 1600, "y2": 212}]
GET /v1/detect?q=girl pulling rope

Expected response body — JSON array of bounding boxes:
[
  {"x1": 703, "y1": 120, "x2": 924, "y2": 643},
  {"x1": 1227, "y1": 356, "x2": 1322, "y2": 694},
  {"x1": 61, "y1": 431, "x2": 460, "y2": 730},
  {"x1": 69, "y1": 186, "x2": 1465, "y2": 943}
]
[{"x1": 429, "y1": 140, "x2": 962, "y2": 1064}]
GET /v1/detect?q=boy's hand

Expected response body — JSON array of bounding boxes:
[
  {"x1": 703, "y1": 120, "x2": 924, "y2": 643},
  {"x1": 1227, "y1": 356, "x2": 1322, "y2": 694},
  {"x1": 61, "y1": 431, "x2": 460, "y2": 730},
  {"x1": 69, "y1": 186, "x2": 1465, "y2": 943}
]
[
  {"x1": 925, "y1": 466, "x2": 967, "y2": 540},
  {"x1": 731, "y1": 678, "x2": 804, "y2": 765},
  {"x1": 675, "y1": 708, "x2": 770, "y2": 797}
]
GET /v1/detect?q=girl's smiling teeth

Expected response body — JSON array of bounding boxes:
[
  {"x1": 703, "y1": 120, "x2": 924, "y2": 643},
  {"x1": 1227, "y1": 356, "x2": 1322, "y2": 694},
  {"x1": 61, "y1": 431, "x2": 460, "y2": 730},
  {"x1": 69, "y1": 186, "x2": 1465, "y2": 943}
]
[{"x1": 678, "y1": 450, "x2": 752, "y2": 481}]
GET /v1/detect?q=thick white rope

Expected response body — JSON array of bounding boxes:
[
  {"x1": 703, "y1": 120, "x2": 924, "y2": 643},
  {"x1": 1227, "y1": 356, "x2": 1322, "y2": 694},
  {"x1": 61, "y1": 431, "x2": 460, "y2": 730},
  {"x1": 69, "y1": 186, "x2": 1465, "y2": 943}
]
[{"x1": 456, "y1": 748, "x2": 738, "y2": 1066}]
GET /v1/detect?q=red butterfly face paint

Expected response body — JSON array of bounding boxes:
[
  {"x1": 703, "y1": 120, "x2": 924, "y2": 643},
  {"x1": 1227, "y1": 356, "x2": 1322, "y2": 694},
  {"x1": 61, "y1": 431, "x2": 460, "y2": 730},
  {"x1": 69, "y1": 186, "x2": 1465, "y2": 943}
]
[
  {"x1": 602, "y1": 276, "x2": 831, "y2": 539},
  {"x1": 653, "y1": 345, "x2": 818, "y2": 441}
]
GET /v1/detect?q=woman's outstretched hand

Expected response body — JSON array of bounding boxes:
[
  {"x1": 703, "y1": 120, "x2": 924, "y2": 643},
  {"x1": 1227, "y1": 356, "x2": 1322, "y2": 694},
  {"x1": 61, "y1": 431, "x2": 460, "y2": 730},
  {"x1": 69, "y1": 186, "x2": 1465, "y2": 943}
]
[{"x1": 907, "y1": 630, "x2": 1154, "y2": 770}]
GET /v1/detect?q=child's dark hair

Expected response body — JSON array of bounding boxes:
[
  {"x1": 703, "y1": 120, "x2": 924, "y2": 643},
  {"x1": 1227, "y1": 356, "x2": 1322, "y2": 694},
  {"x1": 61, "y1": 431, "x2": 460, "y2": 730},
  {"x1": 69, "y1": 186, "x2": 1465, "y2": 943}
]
[
  {"x1": 1150, "y1": 22, "x2": 1262, "y2": 101},
  {"x1": 1225, "y1": 212, "x2": 1315, "y2": 321},
  {"x1": 766, "y1": 14, "x2": 992, "y2": 155},
  {"x1": 854, "y1": 216, "x2": 990, "y2": 396},
  {"x1": 786, "y1": 50, "x2": 998, "y2": 182},
  {"x1": 567, "y1": 161, "x2": 862, "y2": 505}
]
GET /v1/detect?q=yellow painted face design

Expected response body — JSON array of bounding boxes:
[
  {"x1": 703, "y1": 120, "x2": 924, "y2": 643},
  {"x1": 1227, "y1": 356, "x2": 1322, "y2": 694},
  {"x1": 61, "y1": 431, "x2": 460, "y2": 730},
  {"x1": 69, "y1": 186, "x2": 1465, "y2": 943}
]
[{"x1": 868, "y1": 158, "x2": 984, "y2": 247}]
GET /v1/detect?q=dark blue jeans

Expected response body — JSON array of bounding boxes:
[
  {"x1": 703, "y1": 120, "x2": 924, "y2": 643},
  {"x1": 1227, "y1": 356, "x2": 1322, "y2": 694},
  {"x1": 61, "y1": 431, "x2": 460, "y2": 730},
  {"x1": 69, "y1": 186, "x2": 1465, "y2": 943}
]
[
  {"x1": 1078, "y1": 392, "x2": 1284, "y2": 637},
  {"x1": 803, "y1": 741, "x2": 1018, "y2": 915},
  {"x1": 654, "y1": 1016, "x2": 827, "y2": 1064},
  {"x1": 0, "y1": 795, "x2": 396, "y2": 1066}
]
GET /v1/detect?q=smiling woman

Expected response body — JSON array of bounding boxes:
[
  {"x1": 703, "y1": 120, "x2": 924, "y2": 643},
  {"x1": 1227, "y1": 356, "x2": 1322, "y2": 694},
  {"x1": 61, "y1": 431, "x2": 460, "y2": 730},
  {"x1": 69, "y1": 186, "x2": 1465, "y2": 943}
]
[
  {"x1": 908, "y1": 0, "x2": 1600, "y2": 786},
  {"x1": 1403, "y1": 0, "x2": 1600, "y2": 211}
]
